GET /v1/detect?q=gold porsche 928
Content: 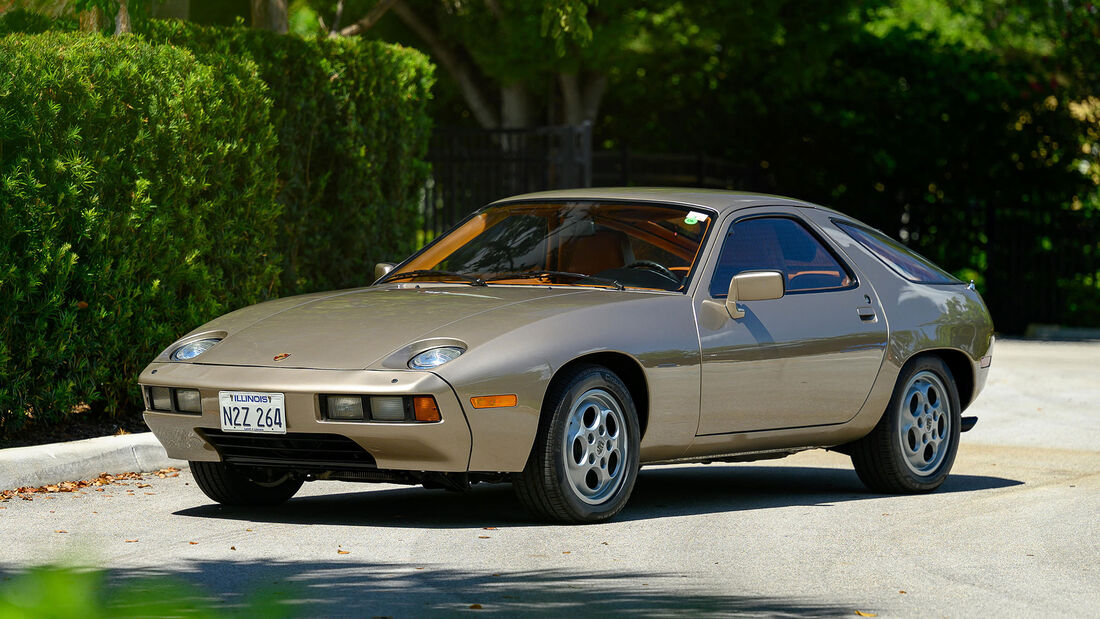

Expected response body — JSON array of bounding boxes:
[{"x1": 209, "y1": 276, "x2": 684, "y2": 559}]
[{"x1": 140, "y1": 188, "x2": 994, "y2": 523}]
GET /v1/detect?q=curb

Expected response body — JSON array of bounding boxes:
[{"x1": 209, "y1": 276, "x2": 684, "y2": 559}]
[{"x1": 0, "y1": 432, "x2": 187, "y2": 490}]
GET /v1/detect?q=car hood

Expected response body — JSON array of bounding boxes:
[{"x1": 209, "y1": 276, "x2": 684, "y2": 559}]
[{"x1": 189, "y1": 284, "x2": 591, "y2": 370}]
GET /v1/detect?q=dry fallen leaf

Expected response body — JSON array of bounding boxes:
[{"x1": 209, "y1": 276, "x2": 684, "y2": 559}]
[
  {"x1": 469, "y1": 604, "x2": 483, "y2": 610},
  {"x1": 337, "y1": 550, "x2": 350, "y2": 555},
  {"x1": 230, "y1": 546, "x2": 236, "y2": 551},
  {"x1": 125, "y1": 539, "x2": 138, "y2": 543},
  {"x1": 188, "y1": 542, "x2": 198, "y2": 545},
  {"x1": 562, "y1": 551, "x2": 571, "y2": 554},
  {"x1": 899, "y1": 591, "x2": 907, "y2": 594},
  {"x1": 55, "y1": 530, "x2": 67, "y2": 534},
  {"x1": 478, "y1": 536, "x2": 490, "y2": 539},
  {"x1": 854, "y1": 612, "x2": 877, "y2": 617},
  {"x1": 482, "y1": 527, "x2": 497, "y2": 530},
  {"x1": 137, "y1": 484, "x2": 151, "y2": 489}
]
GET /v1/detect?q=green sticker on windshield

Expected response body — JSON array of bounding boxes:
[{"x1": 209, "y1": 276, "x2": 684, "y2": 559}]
[{"x1": 684, "y1": 211, "x2": 708, "y2": 225}]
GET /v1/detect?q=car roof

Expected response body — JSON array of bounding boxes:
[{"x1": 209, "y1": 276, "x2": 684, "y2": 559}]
[{"x1": 492, "y1": 187, "x2": 838, "y2": 215}]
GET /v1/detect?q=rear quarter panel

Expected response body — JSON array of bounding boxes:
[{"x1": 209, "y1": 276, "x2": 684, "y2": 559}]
[{"x1": 805, "y1": 208, "x2": 995, "y2": 435}]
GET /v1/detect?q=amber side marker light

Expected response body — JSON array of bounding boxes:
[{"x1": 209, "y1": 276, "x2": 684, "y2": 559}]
[
  {"x1": 412, "y1": 396, "x2": 442, "y2": 422},
  {"x1": 470, "y1": 394, "x2": 518, "y2": 409}
]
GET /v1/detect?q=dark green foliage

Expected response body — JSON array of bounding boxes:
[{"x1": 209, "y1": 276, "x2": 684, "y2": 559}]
[
  {"x1": 0, "y1": 15, "x2": 433, "y2": 434},
  {"x1": 137, "y1": 20, "x2": 435, "y2": 292},
  {"x1": 598, "y1": 17, "x2": 1099, "y2": 331},
  {"x1": 0, "y1": 9, "x2": 74, "y2": 34},
  {"x1": 0, "y1": 32, "x2": 281, "y2": 434}
]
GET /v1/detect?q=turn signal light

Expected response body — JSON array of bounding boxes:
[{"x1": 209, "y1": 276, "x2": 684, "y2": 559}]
[
  {"x1": 412, "y1": 396, "x2": 442, "y2": 422},
  {"x1": 470, "y1": 394, "x2": 518, "y2": 409}
]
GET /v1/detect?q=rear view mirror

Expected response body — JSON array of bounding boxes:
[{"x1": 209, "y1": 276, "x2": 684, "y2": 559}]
[
  {"x1": 725, "y1": 270, "x2": 785, "y2": 319},
  {"x1": 374, "y1": 262, "x2": 395, "y2": 281}
]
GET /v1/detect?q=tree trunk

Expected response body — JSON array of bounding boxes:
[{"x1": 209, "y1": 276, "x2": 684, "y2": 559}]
[
  {"x1": 559, "y1": 71, "x2": 607, "y2": 125},
  {"x1": 559, "y1": 72, "x2": 583, "y2": 125},
  {"x1": 338, "y1": 0, "x2": 398, "y2": 37},
  {"x1": 391, "y1": 1, "x2": 500, "y2": 129},
  {"x1": 115, "y1": 0, "x2": 132, "y2": 35},
  {"x1": 79, "y1": 8, "x2": 103, "y2": 32},
  {"x1": 501, "y1": 83, "x2": 534, "y2": 128},
  {"x1": 580, "y1": 73, "x2": 607, "y2": 124},
  {"x1": 250, "y1": 0, "x2": 288, "y2": 34}
]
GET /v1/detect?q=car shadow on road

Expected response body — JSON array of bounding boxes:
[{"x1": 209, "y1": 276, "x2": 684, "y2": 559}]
[
  {"x1": 173, "y1": 464, "x2": 1022, "y2": 529},
  {"x1": 0, "y1": 560, "x2": 868, "y2": 617}
]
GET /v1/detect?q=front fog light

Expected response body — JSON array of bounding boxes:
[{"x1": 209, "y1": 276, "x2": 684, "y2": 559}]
[
  {"x1": 326, "y1": 396, "x2": 365, "y2": 420},
  {"x1": 370, "y1": 396, "x2": 407, "y2": 421},
  {"x1": 149, "y1": 387, "x2": 172, "y2": 411},
  {"x1": 408, "y1": 346, "x2": 464, "y2": 370},
  {"x1": 175, "y1": 389, "x2": 202, "y2": 413}
]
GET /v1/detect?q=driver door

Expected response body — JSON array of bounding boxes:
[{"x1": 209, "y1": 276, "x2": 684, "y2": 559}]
[{"x1": 694, "y1": 211, "x2": 887, "y2": 435}]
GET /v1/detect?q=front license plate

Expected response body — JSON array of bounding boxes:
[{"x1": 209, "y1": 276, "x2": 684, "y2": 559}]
[{"x1": 218, "y1": 391, "x2": 286, "y2": 434}]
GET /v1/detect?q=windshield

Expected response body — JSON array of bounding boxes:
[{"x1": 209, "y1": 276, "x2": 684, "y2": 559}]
[{"x1": 383, "y1": 201, "x2": 714, "y2": 291}]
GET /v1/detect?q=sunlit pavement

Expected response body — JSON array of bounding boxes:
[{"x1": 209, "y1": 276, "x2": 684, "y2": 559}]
[{"x1": 2, "y1": 339, "x2": 1097, "y2": 617}]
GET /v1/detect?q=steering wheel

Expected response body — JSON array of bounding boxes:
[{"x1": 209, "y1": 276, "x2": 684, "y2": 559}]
[{"x1": 623, "y1": 260, "x2": 679, "y2": 283}]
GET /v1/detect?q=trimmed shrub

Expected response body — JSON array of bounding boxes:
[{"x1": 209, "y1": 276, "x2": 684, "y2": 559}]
[
  {"x1": 137, "y1": 20, "x2": 436, "y2": 292},
  {"x1": 0, "y1": 32, "x2": 280, "y2": 435}
]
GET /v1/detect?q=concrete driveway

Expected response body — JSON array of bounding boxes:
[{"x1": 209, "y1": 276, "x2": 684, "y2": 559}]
[{"x1": 1, "y1": 339, "x2": 1097, "y2": 617}]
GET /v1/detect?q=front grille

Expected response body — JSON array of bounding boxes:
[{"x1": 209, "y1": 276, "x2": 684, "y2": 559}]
[{"x1": 200, "y1": 429, "x2": 377, "y2": 470}]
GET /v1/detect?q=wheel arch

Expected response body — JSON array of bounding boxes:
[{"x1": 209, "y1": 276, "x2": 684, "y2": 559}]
[
  {"x1": 909, "y1": 348, "x2": 976, "y2": 411},
  {"x1": 549, "y1": 352, "x2": 650, "y2": 441}
]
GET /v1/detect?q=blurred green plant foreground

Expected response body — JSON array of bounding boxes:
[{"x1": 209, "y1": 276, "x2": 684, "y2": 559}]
[
  {"x1": 0, "y1": 15, "x2": 433, "y2": 435},
  {"x1": 0, "y1": 564, "x2": 294, "y2": 618}
]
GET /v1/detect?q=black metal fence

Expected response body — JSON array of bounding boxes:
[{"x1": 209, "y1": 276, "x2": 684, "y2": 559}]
[
  {"x1": 421, "y1": 124, "x2": 592, "y2": 238},
  {"x1": 592, "y1": 147, "x2": 763, "y2": 190},
  {"x1": 423, "y1": 129, "x2": 757, "y2": 236},
  {"x1": 421, "y1": 125, "x2": 1098, "y2": 332}
]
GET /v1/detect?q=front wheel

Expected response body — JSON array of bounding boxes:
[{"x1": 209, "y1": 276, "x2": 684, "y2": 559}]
[
  {"x1": 190, "y1": 461, "x2": 303, "y2": 506},
  {"x1": 850, "y1": 356, "x2": 962, "y2": 493},
  {"x1": 513, "y1": 365, "x2": 641, "y2": 523}
]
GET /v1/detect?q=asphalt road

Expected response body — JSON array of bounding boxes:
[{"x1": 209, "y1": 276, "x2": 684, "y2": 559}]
[{"x1": 2, "y1": 339, "x2": 1097, "y2": 617}]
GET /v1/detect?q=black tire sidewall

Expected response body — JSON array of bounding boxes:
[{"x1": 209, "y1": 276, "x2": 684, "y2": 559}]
[
  {"x1": 545, "y1": 366, "x2": 641, "y2": 522},
  {"x1": 884, "y1": 356, "x2": 962, "y2": 490}
]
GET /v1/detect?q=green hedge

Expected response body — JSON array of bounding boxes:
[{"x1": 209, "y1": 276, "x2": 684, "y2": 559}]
[
  {"x1": 0, "y1": 32, "x2": 281, "y2": 435},
  {"x1": 0, "y1": 15, "x2": 434, "y2": 436},
  {"x1": 138, "y1": 20, "x2": 435, "y2": 292}
]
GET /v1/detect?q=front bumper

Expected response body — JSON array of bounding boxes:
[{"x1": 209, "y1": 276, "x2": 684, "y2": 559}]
[{"x1": 139, "y1": 362, "x2": 473, "y2": 472}]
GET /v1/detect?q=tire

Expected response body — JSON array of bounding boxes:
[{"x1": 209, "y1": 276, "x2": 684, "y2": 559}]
[
  {"x1": 514, "y1": 364, "x2": 641, "y2": 523},
  {"x1": 189, "y1": 461, "x2": 303, "y2": 506},
  {"x1": 850, "y1": 356, "x2": 962, "y2": 493}
]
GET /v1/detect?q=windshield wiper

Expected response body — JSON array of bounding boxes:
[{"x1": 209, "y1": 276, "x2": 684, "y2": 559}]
[
  {"x1": 484, "y1": 270, "x2": 624, "y2": 291},
  {"x1": 379, "y1": 269, "x2": 487, "y2": 286}
]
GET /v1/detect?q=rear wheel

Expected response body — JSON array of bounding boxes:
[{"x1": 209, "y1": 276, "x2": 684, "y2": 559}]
[
  {"x1": 850, "y1": 356, "x2": 961, "y2": 493},
  {"x1": 190, "y1": 461, "x2": 303, "y2": 505},
  {"x1": 514, "y1": 365, "x2": 641, "y2": 523}
]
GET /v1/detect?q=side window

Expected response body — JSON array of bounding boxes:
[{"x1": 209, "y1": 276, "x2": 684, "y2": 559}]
[
  {"x1": 710, "y1": 217, "x2": 853, "y2": 297},
  {"x1": 835, "y1": 221, "x2": 961, "y2": 284}
]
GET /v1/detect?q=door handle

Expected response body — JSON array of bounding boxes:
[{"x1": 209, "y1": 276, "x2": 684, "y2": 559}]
[{"x1": 857, "y1": 307, "x2": 876, "y2": 321}]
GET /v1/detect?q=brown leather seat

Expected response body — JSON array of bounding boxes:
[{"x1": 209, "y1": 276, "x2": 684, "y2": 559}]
[{"x1": 560, "y1": 228, "x2": 633, "y2": 274}]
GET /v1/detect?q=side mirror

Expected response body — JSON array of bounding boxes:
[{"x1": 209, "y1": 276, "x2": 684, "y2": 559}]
[
  {"x1": 725, "y1": 270, "x2": 785, "y2": 319},
  {"x1": 374, "y1": 262, "x2": 396, "y2": 281}
]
